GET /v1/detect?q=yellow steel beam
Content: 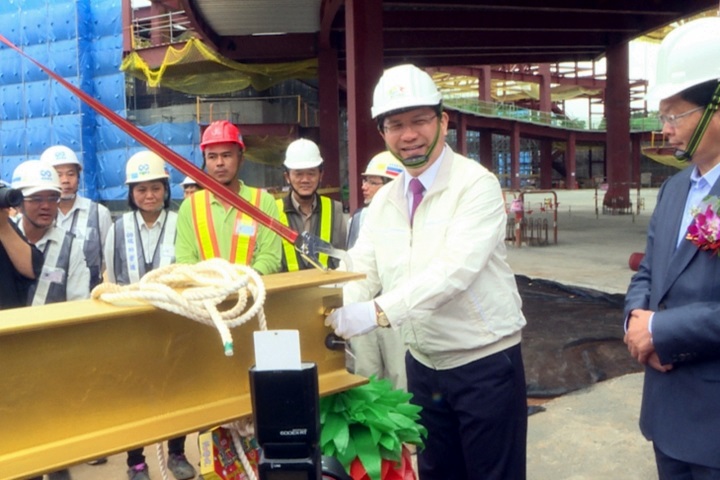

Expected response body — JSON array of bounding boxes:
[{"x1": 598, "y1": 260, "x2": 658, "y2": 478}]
[{"x1": 0, "y1": 269, "x2": 365, "y2": 480}]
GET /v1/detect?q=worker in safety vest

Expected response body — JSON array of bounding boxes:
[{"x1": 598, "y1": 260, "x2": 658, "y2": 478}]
[
  {"x1": 12, "y1": 160, "x2": 90, "y2": 306},
  {"x1": 180, "y1": 175, "x2": 201, "y2": 199},
  {"x1": 276, "y1": 138, "x2": 347, "y2": 271},
  {"x1": 175, "y1": 120, "x2": 281, "y2": 274},
  {"x1": 102, "y1": 151, "x2": 193, "y2": 480},
  {"x1": 41, "y1": 145, "x2": 112, "y2": 291}
]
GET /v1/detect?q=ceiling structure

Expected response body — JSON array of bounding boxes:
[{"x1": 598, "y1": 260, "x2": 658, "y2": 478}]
[{"x1": 175, "y1": 0, "x2": 718, "y2": 69}]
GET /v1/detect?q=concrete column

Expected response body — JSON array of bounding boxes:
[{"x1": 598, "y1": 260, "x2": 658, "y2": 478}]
[
  {"x1": 603, "y1": 41, "x2": 631, "y2": 208},
  {"x1": 345, "y1": 0, "x2": 385, "y2": 213}
]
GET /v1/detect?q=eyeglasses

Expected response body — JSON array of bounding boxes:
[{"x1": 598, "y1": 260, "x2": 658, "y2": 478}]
[
  {"x1": 362, "y1": 178, "x2": 384, "y2": 186},
  {"x1": 658, "y1": 106, "x2": 704, "y2": 128},
  {"x1": 382, "y1": 114, "x2": 437, "y2": 135},
  {"x1": 24, "y1": 194, "x2": 61, "y2": 204}
]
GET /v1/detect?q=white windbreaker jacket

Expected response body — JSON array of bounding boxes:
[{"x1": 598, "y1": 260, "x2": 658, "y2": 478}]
[{"x1": 345, "y1": 146, "x2": 526, "y2": 370}]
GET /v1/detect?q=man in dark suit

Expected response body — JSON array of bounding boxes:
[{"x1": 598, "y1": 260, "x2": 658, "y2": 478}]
[{"x1": 625, "y1": 17, "x2": 720, "y2": 479}]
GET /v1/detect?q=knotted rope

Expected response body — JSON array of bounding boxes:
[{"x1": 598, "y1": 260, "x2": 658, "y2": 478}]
[{"x1": 92, "y1": 258, "x2": 264, "y2": 480}]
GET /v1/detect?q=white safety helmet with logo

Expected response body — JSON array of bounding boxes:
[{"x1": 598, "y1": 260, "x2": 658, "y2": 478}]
[
  {"x1": 647, "y1": 17, "x2": 720, "y2": 103},
  {"x1": 371, "y1": 64, "x2": 444, "y2": 169},
  {"x1": 283, "y1": 138, "x2": 324, "y2": 170},
  {"x1": 40, "y1": 145, "x2": 82, "y2": 170},
  {"x1": 371, "y1": 64, "x2": 443, "y2": 120},
  {"x1": 125, "y1": 150, "x2": 169, "y2": 184},
  {"x1": 647, "y1": 17, "x2": 720, "y2": 161},
  {"x1": 363, "y1": 151, "x2": 405, "y2": 180},
  {"x1": 11, "y1": 160, "x2": 62, "y2": 197}
]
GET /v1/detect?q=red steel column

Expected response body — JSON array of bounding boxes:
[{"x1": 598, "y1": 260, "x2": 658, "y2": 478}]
[
  {"x1": 566, "y1": 132, "x2": 577, "y2": 189},
  {"x1": 318, "y1": 48, "x2": 340, "y2": 194},
  {"x1": 510, "y1": 122, "x2": 520, "y2": 190},
  {"x1": 538, "y1": 64, "x2": 552, "y2": 114},
  {"x1": 456, "y1": 113, "x2": 468, "y2": 155},
  {"x1": 603, "y1": 42, "x2": 631, "y2": 207},
  {"x1": 479, "y1": 129, "x2": 493, "y2": 171},
  {"x1": 540, "y1": 140, "x2": 553, "y2": 189},
  {"x1": 478, "y1": 66, "x2": 493, "y2": 102},
  {"x1": 345, "y1": 0, "x2": 385, "y2": 213},
  {"x1": 631, "y1": 134, "x2": 641, "y2": 187}
]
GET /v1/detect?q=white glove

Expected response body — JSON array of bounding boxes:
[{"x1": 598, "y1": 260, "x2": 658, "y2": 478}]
[{"x1": 325, "y1": 301, "x2": 377, "y2": 339}]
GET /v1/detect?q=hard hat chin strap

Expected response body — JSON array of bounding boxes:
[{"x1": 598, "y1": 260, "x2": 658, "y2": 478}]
[{"x1": 675, "y1": 82, "x2": 720, "y2": 162}]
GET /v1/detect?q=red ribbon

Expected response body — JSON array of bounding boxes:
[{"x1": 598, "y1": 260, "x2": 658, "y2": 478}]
[{"x1": 0, "y1": 34, "x2": 299, "y2": 245}]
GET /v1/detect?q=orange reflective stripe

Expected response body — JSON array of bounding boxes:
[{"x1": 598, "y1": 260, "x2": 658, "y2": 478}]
[
  {"x1": 230, "y1": 187, "x2": 261, "y2": 265},
  {"x1": 191, "y1": 191, "x2": 220, "y2": 260}
]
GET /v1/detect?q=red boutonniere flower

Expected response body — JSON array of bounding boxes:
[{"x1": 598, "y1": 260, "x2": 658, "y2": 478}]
[{"x1": 685, "y1": 198, "x2": 720, "y2": 255}]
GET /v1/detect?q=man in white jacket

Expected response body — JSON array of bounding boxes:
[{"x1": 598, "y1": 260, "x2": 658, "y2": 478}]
[{"x1": 327, "y1": 64, "x2": 527, "y2": 480}]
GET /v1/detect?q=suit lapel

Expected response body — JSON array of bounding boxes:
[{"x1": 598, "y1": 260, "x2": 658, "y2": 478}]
[{"x1": 660, "y1": 170, "x2": 720, "y2": 298}]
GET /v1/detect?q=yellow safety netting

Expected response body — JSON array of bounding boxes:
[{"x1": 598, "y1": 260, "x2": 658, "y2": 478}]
[{"x1": 121, "y1": 37, "x2": 318, "y2": 95}]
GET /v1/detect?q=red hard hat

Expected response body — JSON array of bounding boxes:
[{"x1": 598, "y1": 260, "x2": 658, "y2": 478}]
[{"x1": 200, "y1": 120, "x2": 245, "y2": 151}]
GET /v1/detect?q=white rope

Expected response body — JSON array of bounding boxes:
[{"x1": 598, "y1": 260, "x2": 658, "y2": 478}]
[{"x1": 92, "y1": 258, "x2": 267, "y2": 480}]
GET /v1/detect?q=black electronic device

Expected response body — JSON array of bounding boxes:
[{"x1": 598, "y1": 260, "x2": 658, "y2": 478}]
[
  {"x1": 0, "y1": 185, "x2": 23, "y2": 209},
  {"x1": 250, "y1": 362, "x2": 321, "y2": 480}
]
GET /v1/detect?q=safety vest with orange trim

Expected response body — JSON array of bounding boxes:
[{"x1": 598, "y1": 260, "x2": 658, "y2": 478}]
[
  {"x1": 190, "y1": 188, "x2": 262, "y2": 265},
  {"x1": 276, "y1": 195, "x2": 332, "y2": 271}
]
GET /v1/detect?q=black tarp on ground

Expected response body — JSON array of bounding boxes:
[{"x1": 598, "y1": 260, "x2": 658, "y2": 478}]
[{"x1": 517, "y1": 275, "x2": 643, "y2": 397}]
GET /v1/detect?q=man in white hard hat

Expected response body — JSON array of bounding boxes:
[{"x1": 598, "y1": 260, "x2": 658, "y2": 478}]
[
  {"x1": 326, "y1": 64, "x2": 527, "y2": 479},
  {"x1": 41, "y1": 145, "x2": 112, "y2": 290},
  {"x1": 175, "y1": 120, "x2": 281, "y2": 274},
  {"x1": 13, "y1": 160, "x2": 90, "y2": 480},
  {"x1": 0, "y1": 181, "x2": 42, "y2": 309},
  {"x1": 180, "y1": 176, "x2": 200, "y2": 199},
  {"x1": 12, "y1": 160, "x2": 90, "y2": 305},
  {"x1": 346, "y1": 151, "x2": 407, "y2": 391},
  {"x1": 624, "y1": 17, "x2": 720, "y2": 477},
  {"x1": 276, "y1": 138, "x2": 347, "y2": 271}
]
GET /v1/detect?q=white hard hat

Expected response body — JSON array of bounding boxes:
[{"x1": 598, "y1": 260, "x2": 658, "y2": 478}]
[
  {"x1": 371, "y1": 64, "x2": 443, "y2": 119},
  {"x1": 125, "y1": 151, "x2": 169, "y2": 184},
  {"x1": 283, "y1": 138, "x2": 323, "y2": 169},
  {"x1": 11, "y1": 160, "x2": 62, "y2": 197},
  {"x1": 40, "y1": 145, "x2": 82, "y2": 170},
  {"x1": 647, "y1": 17, "x2": 720, "y2": 103},
  {"x1": 363, "y1": 151, "x2": 405, "y2": 179},
  {"x1": 180, "y1": 176, "x2": 198, "y2": 186}
]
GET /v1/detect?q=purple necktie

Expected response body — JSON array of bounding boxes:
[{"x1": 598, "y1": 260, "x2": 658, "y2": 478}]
[{"x1": 409, "y1": 177, "x2": 425, "y2": 225}]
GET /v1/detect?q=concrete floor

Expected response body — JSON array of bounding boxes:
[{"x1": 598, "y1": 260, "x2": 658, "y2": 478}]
[{"x1": 44, "y1": 187, "x2": 660, "y2": 480}]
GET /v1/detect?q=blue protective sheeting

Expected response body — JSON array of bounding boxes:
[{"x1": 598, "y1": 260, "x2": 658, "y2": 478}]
[{"x1": 0, "y1": 0, "x2": 203, "y2": 202}]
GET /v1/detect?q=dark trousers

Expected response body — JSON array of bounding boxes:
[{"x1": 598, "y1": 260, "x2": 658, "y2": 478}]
[
  {"x1": 127, "y1": 435, "x2": 187, "y2": 467},
  {"x1": 406, "y1": 345, "x2": 527, "y2": 480},
  {"x1": 655, "y1": 444, "x2": 720, "y2": 480}
]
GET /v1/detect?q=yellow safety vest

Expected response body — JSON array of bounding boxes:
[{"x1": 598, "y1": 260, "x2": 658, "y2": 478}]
[
  {"x1": 191, "y1": 188, "x2": 262, "y2": 265},
  {"x1": 276, "y1": 196, "x2": 332, "y2": 271}
]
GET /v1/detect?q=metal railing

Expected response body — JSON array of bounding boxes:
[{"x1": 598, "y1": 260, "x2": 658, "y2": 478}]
[
  {"x1": 445, "y1": 98, "x2": 661, "y2": 133},
  {"x1": 132, "y1": 10, "x2": 193, "y2": 48}
]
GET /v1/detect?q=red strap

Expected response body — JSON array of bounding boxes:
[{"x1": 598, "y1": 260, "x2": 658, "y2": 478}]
[{"x1": 0, "y1": 34, "x2": 299, "y2": 245}]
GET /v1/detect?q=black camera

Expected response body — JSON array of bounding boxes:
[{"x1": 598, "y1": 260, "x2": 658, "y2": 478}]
[{"x1": 0, "y1": 185, "x2": 23, "y2": 209}]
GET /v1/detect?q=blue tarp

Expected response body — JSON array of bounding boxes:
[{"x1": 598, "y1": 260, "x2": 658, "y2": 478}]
[{"x1": 0, "y1": 0, "x2": 202, "y2": 201}]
